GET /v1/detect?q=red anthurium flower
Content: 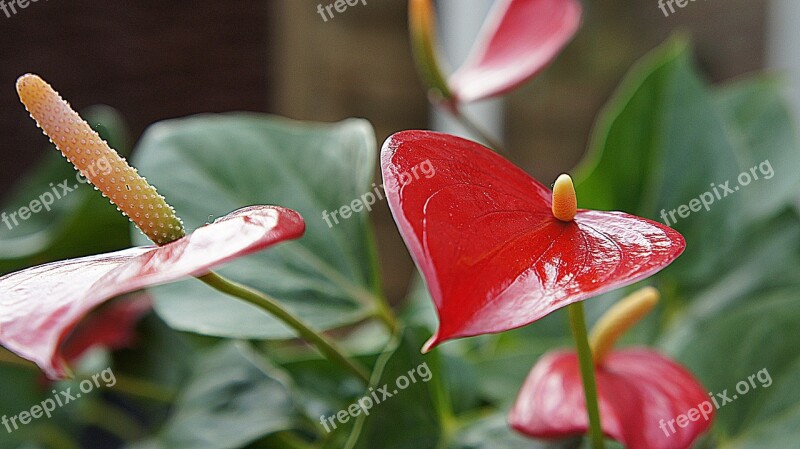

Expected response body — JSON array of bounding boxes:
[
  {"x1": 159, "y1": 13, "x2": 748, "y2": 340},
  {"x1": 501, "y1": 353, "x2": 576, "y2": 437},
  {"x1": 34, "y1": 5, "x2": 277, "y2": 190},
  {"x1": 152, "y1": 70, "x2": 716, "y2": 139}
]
[
  {"x1": 510, "y1": 288, "x2": 713, "y2": 449},
  {"x1": 380, "y1": 131, "x2": 685, "y2": 351},
  {"x1": 510, "y1": 349, "x2": 712, "y2": 449},
  {"x1": 0, "y1": 74, "x2": 306, "y2": 379},
  {"x1": 449, "y1": 0, "x2": 583, "y2": 103},
  {"x1": 0, "y1": 205, "x2": 305, "y2": 379},
  {"x1": 410, "y1": 0, "x2": 583, "y2": 103}
]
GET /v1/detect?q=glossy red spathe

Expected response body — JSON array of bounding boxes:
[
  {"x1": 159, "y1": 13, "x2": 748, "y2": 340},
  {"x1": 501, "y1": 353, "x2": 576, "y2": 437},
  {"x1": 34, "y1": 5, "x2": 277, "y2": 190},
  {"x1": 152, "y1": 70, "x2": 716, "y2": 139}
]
[
  {"x1": 0, "y1": 205, "x2": 304, "y2": 379},
  {"x1": 381, "y1": 131, "x2": 685, "y2": 351},
  {"x1": 509, "y1": 349, "x2": 713, "y2": 449},
  {"x1": 448, "y1": 0, "x2": 583, "y2": 103}
]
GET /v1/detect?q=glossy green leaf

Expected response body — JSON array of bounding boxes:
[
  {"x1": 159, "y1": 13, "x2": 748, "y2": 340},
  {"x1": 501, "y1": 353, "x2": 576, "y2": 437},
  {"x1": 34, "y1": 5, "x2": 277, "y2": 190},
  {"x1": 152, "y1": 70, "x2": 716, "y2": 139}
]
[
  {"x1": 663, "y1": 290, "x2": 800, "y2": 448},
  {"x1": 132, "y1": 114, "x2": 381, "y2": 339},
  {"x1": 450, "y1": 415, "x2": 584, "y2": 449},
  {"x1": 348, "y1": 328, "x2": 445, "y2": 449},
  {"x1": 575, "y1": 37, "x2": 800, "y2": 290},
  {"x1": 116, "y1": 314, "x2": 194, "y2": 385},
  {"x1": 149, "y1": 341, "x2": 297, "y2": 449},
  {"x1": 279, "y1": 356, "x2": 369, "y2": 426},
  {"x1": 0, "y1": 363, "x2": 56, "y2": 448}
]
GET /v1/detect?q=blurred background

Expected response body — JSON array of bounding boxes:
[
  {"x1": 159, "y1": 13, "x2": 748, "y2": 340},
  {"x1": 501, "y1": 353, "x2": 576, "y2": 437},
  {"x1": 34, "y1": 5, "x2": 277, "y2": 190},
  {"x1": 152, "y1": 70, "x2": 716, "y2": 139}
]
[{"x1": 0, "y1": 0, "x2": 779, "y2": 301}]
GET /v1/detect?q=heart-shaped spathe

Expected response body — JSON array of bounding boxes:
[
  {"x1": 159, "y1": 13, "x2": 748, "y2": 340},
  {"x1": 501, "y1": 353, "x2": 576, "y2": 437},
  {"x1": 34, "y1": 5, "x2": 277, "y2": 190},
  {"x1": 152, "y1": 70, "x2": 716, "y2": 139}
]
[
  {"x1": 0, "y1": 205, "x2": 304, "y2": 378},
  {"x1": 509, "y1": 349, "x2": 713, "y2": 449},
  {"x1": 380, "y1": 131, "x2": 685, "y2": 351},
  {"x1": 448, "y1": 0, "x2": 583, "y2": 103}
]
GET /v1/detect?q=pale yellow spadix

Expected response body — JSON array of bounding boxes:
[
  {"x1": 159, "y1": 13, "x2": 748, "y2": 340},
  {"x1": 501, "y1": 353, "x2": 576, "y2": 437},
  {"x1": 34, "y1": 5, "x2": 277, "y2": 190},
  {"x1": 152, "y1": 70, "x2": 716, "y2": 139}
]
[
  {"x1": 589, "y1": 286, "x2": 660, "y2": 364},
  {"x1": 552, "y1": 173, "x2": 577, "y2": 222},
  {"x1": 17, "y1": 74, "x2": 184, "y2": 245}
]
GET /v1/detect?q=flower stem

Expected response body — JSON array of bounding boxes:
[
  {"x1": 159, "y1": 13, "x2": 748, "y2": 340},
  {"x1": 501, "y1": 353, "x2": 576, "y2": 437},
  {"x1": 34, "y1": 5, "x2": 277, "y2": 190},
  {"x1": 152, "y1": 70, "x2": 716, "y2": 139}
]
[
  {"x1": 448, "y1": 104, "x2": 508, "y2": 156},
  {"x1": 197, "y1": 271, "x2": 370, "y2": 384},
  {"x1": 567, "y1": 302, "x2": 604, "y2": 449},
  {"x1": 113, "y1": 373, "x2": 176, "y2": 403},
  {"x1": 373, "y1": 295, "x2": 400, "y2": 334}
]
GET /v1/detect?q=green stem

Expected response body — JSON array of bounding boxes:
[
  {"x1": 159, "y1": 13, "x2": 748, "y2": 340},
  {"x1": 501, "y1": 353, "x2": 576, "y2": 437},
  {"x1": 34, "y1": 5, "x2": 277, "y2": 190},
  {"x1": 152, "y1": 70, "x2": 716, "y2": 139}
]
[
  {"x1": 448, "y1": 104, "x2": 508, "y2": 155},
  {"x1": 342, "y1": 329, "x2": 405, "y2": 449},
  {"x1": 567, "y1": 302, "x2": 604, "y2": 449},
  {"x1": 82, "y1": 401, "x2": 146, "y2": 441},
  {"x1": 271, "y1": 432, "x2": 310, "y2": 449},
  {"x1": 287, "y1": 242, "x2": 398, "y2": 334},
  {"x1": 112, "y1": 373, "x2": 176, "y2": 403},
  {"x1": 197, "y1": 271, "x2": 370, "y2": 385},
  {"x1": 373, "y1": 295, "x2": 400, "y2": 334},
  {"x1": 431, "y1": 353, "x2": 458, "y2": 449},
  {"x1": 39, "y1": 426, "x2": 80, "y2": 449}
]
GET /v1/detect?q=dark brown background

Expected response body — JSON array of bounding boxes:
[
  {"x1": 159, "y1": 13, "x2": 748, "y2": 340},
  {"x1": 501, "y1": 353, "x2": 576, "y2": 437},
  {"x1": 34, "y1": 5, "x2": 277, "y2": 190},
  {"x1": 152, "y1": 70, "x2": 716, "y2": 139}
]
[{"x1": 0, "y1": 0, "x2": 768, "y2": 300}]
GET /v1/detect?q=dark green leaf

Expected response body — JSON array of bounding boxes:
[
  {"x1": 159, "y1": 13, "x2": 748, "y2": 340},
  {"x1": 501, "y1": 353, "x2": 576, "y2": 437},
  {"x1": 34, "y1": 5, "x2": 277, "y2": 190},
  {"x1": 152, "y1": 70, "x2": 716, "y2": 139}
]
[
  {"x1": 450, "y1": 415, "x2": 583, "y2": 449},
  {"x1": 664, "y1": 290, "x2": 800, "y2": 448},
  {"x1": 575, "y1": 37, "x2": 800, "y2": 291},
  {"x1": 348, "y1": 328, "x2": 444, "y2": 449},
  {"x1": 152, "y1": 342, "x2": 297, "y2": 449},
  {"x1": 132, "y1": 114, "x2": 382, "y2": 339}
]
